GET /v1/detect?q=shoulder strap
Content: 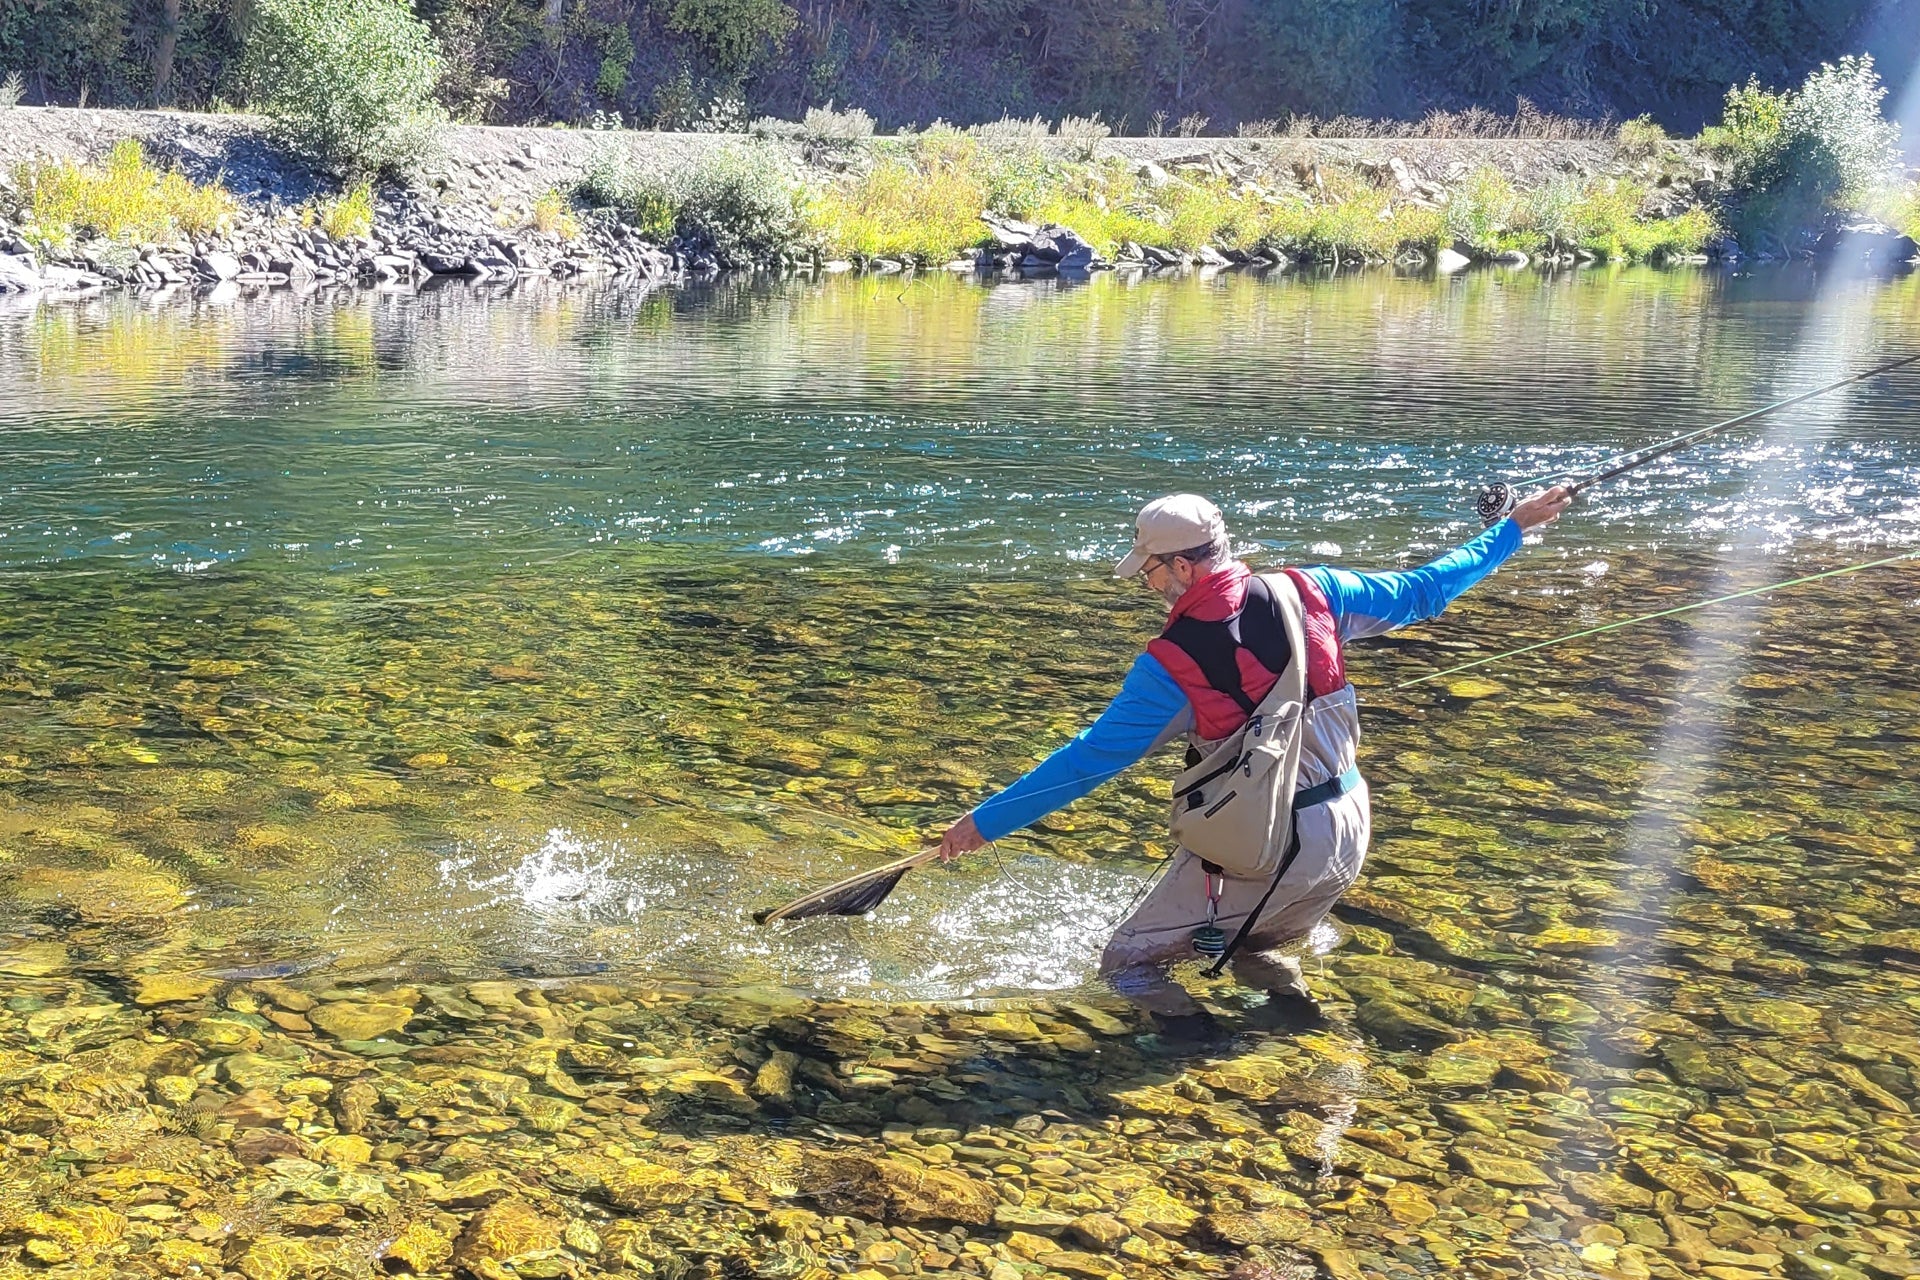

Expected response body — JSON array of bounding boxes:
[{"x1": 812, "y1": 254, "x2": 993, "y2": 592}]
[{"x1": 1238, "y1": 575, "x2": 1296, "y2": 684}]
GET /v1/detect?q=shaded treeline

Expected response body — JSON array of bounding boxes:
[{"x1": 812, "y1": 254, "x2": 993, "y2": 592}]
[{"x1": 2, "y1": 0, "x2": 1912, "y2": 133}]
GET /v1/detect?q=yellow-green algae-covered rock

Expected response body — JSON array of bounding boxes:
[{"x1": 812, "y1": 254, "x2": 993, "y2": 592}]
[
  {"x1": 11, "y1": 865, "x2": 188, "y2": 919},
  {"x1": 800, "y1": 1152, "x2": 998, "y2": 1226},
  {"x1": 381, "y1": 1221, "x2": 455, "y2": 1274},
  {"x1": 0, "y1": 941, "x2": 69, "y2": 976},
  {"x1": 309, "y1": 999, "x2": 415, "y2": 1039},
  {"x1": 131, "y1": 972, "x2": 219, "y2": 1004},
  {"x1": 600, "y1": 1160, "x2": 695, "y2": 1210},
  {"x1": 236, "y1": 1235, "x2": 331, "y2": 1280},
  {"x1": 153, "y1": 1239, "x2": 225, "y2": 1274},
  {"x1": 450, "y1": 1197, "x2": 565, "y2": 1280},
  {"x1": 1444, "y1": 677, "x2": 1506, "y2": 700},
  {"x1": 1115, "y1": 1186, "x2": 1197, "y2": 1236}
]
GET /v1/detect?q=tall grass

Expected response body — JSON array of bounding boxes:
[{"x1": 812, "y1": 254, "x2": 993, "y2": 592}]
[
  {"x1": 14, "y1": 139, "x2": 236, "y2": 250},
  {"x1": 529, "y1": 188, "x2": 580, "y2": 239},
  {"x1": 802, "y1": 143, "x2": 989, "y2": 259},
  {"x1": 589, "y1": 132, "x2": 1715, "y2": 268},
  {"x1": 1279, "y1": 102, "x2": 1612, "y2": 140},
  {"x1": 304, "y1": 182, "x2": 374, "y2": 238}
]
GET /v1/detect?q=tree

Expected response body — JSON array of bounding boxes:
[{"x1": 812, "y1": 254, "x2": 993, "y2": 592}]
[{"x1": 244, "y1": 0, "x2": 447, "y2": 176}]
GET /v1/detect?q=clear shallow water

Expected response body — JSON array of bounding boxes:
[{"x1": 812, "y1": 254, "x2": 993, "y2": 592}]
[
  {"x1": 3, "y1": 268, "x2": 1920, "y2": 1280},
  {"x1": 1, "y1": 267, "x2": 1918, "y2": 1000}
]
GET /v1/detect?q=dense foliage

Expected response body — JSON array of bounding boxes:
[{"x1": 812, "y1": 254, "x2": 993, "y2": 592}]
[
  {"x1": 1702, "y1": 56, "x2": 1901, "y2": 244},
  {"x1": 0, "y1": 0, "x2": 1908, "y2": 136},
  {"x1": 581, "y1": 140, "x2": 798, "y2": 265},
  {"x1": 243, "y1": 0, "x2": 447, "y2": 176}
]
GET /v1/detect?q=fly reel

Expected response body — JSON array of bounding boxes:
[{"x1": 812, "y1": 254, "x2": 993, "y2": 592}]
[
  {"x1": 1191, "y1": 926, "x2": 1228, "y2": 958},
  {"x1": 1475, "y1": 481, "x2": 1517, "y2": 528}
]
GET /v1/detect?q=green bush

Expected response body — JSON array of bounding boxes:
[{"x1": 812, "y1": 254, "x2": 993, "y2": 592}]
[
  {"x1": 577, "y1": 143, "x2": 677, "y2": 240},
  {"x1": 596, "y1": 24, "x2": 635, "y2": 100},
  {"x1": 666, "y1": 0, "x2": 797, "y2": 75},
  {"x1": 244, "y1": 0, "x2": 447, "y2": 178},
  {"x1": 581, "y1": 142, "x2": 796, "y2": 265},
  {"x1": 1446, "y1": 167, "x2": 1521, "y2": 254},
  {"x1": 675, "y1": 144, "x2": 797, "y2": 263},
  {"x1": 802, "y1": 103, "x2": 874, "y2": 147},
  {"x1": 1706, "y1": 55, "x2": 1900, "y2": 243},
  {"x1": 1614, "y1": 115, "x2": 1668, "y2": 160}
]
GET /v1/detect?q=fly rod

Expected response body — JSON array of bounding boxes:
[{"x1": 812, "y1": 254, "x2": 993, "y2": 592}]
[{"x1": 1475, "y1": 351, "x2": 1920, "y2": 526}]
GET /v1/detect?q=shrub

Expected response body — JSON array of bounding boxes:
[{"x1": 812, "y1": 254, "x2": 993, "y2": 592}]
[
  {"x1": 1708, "y1": 56, "x2": 1900, "y2": 242},
  {"x1": 666, "y1": 0, "x2": 797, "y2": 75},
  {"x1": 1698, "y1": 77, "x2": 1787, "y2": 162},
  {"x1": 14, "y1": 139, "x2": 236, "y2": 250},
  {"x1": 692, "y1": 92, "x2": 749, "y2": 133},
  {"x1": 1517, "y1": 174, "x2": 1584, "y2": 251},
  {"x1": 971, "y1": 115, "x2": 1049, "y2": 147},
  {"x1": 529, "y1": 188, "x2": 579, "y2": 238},
  {"x1": 673, "y1": 144, "x2": 796, "y2": 263},
  {"x1": 577, "y1": 145, "x2": 678, "y2": 240},
  {"x1": 802, "y1": 103, "x2": 875, "y2": 147},
  {"x1": 1504, "y1": 176, "x2": 1715, "y2": 261},
  {"x1": 305, "y1": 181, "x2": 374, "y2": 238},
  {"x1": 749, "y1": 116, "x2": 804, "y2": 141},
  {"x1": 1054, "y1": 114, "x2": 1110, "y2": 159},
  {"x1": 1446, "y1": 166, "x2": 1520, "y2": 254},
  {"x1": 0, "y1": 70, "x2": 23, "y2": 109},
  {"x1": 584, "y1": 143, "x2": 795, "y2": 263},
  {"x1": 596, "y1": 25, "x2": 635, "y2": 100},
  {"x1": 1615, "y1": 115, "x2": 1668, "y2": 160},
  {"x1": 244, "y1": 0, "x2": 446, "y2": 178}
]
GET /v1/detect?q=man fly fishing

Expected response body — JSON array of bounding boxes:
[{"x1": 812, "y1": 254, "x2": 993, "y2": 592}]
[{"x1": 932, "y1": 487, "x2": 1573, "y2": 1036}]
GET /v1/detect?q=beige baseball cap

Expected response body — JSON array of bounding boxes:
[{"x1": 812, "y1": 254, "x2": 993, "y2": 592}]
[{"x1": 1114, "y1": 494, "x2": 1229, "y2": 578}]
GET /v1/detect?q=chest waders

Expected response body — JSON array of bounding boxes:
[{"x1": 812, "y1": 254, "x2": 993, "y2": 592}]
[
  {"x1": 1198, "y1": 764, "x2": 1362, "y2": 976},
  {"x1": 1152, "y1": 571, "x2": 1362, "y2": 972}
]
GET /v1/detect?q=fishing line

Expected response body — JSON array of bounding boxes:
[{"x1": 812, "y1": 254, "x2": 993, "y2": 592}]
[
  {"x1": 1475, "y1": 351, "x2": 1920, "y2": 525},
  {"x1": 1396, "y1": 548, "x2": 1920, "y2": 690}
]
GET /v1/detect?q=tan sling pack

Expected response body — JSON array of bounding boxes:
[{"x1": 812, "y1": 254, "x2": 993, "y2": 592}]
[{"x1": 1165, "y1": 572, "x2": 1310, "y2": 878}]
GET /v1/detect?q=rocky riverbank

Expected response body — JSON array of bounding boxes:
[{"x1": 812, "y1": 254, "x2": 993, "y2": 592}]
[
  {"x1": 2, "y1": 106, "x2": 1914, "y2": 300},
  {"x1": 0, "y1": 105, "x2": 1730, "y2": 301}
]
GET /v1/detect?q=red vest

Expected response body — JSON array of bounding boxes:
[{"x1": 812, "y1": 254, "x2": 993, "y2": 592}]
[{"x1": 1147, "y1": 564, "x2": 1347, "y2": 741}]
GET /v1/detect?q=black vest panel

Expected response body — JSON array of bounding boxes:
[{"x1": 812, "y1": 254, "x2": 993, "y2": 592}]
[{"x1": 1158, "y1": 574, "x2": 1296, "y2": 720}]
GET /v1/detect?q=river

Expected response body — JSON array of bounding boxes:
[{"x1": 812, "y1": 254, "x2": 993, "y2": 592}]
[{"x1": 1, "y1": 266, "x2": 1917, "y2": 1279}]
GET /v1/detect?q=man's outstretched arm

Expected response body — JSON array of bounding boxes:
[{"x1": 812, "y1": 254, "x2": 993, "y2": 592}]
[
  {"x1": 937, "y1": 653, "x2": 1191, "y2": 860},
  {"x1": 1304, "y1": 487, "x2": 1572, "y2": 640}
]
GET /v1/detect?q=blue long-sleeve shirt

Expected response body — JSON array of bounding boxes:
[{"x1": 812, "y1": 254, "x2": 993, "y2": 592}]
[{"x1": 970, "y1": 518, "x2": 1524, "y2": 840}]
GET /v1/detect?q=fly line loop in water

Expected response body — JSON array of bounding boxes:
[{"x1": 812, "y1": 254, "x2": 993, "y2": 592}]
[{"x1": 1396, "y1": 549, "x2": 1920, "y2": 691}]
